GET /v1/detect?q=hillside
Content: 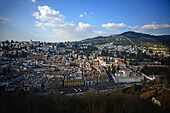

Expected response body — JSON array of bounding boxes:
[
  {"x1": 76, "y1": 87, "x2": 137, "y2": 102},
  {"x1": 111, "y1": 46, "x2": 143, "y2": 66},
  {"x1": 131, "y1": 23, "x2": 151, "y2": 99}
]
[
  {"x1": 82, "y1": 35, "x2": 132, "y2": 45},
  {"x1": 0, "y1": 93, "x2": 168, "y2": 113},
  {"x1": 119, "y1": 31, "x2": 170, "y2": 46},
  {"x1": 82, "y1": 31, "x2": 170, "y2": 47}
]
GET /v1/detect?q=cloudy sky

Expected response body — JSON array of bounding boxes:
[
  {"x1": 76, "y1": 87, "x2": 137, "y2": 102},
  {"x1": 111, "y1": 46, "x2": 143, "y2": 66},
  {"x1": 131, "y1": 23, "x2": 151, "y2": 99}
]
[{"x1": 0, "y1": 0, "x2": 170, "y2": 42}]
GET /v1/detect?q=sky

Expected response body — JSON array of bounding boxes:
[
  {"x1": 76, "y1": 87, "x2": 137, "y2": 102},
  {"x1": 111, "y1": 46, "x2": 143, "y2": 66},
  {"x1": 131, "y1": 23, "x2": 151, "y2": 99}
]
[{"x1": 0, "y1": 0, "x2": 170, "y2": 42}]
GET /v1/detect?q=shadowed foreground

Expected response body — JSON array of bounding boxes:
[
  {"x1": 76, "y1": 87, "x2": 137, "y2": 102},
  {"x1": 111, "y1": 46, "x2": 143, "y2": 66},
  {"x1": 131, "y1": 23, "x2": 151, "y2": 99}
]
[{"x1": 0, "y1": 93, "x2": 169, "y2": 113}]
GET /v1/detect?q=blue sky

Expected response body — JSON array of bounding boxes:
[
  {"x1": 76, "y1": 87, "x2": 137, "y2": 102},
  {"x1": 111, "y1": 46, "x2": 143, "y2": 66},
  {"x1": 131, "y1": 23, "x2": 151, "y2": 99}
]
[{"x1": 0, "y1": 0, "x2": 170, "y2": 42}]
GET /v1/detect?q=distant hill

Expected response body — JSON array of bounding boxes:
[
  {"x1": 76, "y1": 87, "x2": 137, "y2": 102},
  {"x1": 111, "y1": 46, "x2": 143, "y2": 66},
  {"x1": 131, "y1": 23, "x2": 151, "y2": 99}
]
[
  {"x1": 119, "y1": 31, "x2": 155, "y2": 38},
  {"x1": 156, "y1": 35, "x2": 170, "y2": 47},
  {"x1": 119, "y1": 31, "x2": 170, "y2": 46},
  {"x1": 82, "y1": 34, "x2": 132, "y2": 45},
  {"x1": 85, "y1": 36, "x2": 107, "y2": 40},
  {"x1": 82, "y1": 31, "x2": 170, "y2": 47}
]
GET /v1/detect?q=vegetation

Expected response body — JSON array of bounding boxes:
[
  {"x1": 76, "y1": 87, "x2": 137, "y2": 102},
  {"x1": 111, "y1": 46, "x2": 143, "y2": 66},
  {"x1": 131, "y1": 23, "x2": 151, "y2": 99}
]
[
  {"x1": 160, "y1": 57, "x2": 170, "y2": 65},
  {"x1": 83, "y1": 35, "x2": 131, "y2": 46},
  {"x1": 83, "y1": 31, "x2": 170, "y2": 47},
  {"x1": 84, "y1": 45, "x2": 98, "y2": 56},
  {"x1": 142, "y1": 43, "x2": 166, "y2": 48},
  {"x1": 70, "y1": 63, "x2": 77, "y2": 67},
  {"x1": 141, "y1": 66, "x2": 170, "y2": 76},
  {"x1": 120, "y1": 31, "x2": 170, "y2": 47},
  {"x1": 159, "y1": 90, "x2": 170, "y2": 111},
  {"x1": 0, "y1": 92, "x2": 168, "y2": 113},
  {"x1": 124, "y1": 84, "x2": 144, "y2": 95},
  {"x1": 101, "y1": 49, "x2": 109, "y2": 56}
]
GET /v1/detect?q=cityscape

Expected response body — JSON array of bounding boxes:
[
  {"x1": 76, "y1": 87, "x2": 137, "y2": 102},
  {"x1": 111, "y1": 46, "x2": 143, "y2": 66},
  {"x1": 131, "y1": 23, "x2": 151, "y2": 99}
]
[{"x1": 0, "y1": 0, "x2": 170, "y2": 113}]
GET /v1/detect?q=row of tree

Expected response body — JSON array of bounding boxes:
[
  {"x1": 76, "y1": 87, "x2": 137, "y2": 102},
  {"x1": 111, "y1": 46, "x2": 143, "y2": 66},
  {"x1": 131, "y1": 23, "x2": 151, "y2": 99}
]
[{"x1": 0, "y1": 92, "x2": 168, "y2": 113}]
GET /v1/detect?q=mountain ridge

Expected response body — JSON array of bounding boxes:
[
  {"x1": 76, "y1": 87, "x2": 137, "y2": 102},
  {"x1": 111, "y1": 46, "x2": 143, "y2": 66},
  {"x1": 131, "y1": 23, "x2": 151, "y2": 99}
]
[{"x1": 82, "y1": 31, "x2": 170, "y2": 47}]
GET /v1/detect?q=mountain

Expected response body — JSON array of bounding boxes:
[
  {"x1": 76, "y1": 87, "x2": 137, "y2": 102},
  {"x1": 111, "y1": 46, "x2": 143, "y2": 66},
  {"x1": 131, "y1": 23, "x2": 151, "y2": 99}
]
[
  {"x1": 119, "y1": 31, "x2": 156, "y2": 39},
  {"x1": 83, "y1": 34, "x2": 132, "y2": 45},
  {"x1": 83, "y1": 31, "x2": 170, "y2": 47},
  {"x1": 119, "y1": 31, "x2": 170, "y2": 46},
  {"x1": 85, "y1": 36, "x2": 107, "y2": 40}
]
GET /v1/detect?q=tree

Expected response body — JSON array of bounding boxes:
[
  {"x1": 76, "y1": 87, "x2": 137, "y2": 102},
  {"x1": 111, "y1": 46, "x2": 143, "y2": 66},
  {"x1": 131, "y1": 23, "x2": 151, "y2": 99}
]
[
  {"x1": 131, "y1": 84, "x2": 136, "y2": 92},
  {"x1": 15, "y1": 50, "x2": 19, "y2": 58},
  {"x1": 101, "y1": 49, "x2": 109, "y2": 56},
  {"x1": 124, "y1": 51, "x2": 127, "y2": 63},
  {"x1": 7, "y1": 66, "x2": 10, "y2": 73},
  {"x1": 112, "y1": 65, "x2": 116, "y2": 74},
  {"x1": 101, "y1": 50, "x2": 106, "y2": 56},
  {"x1": 3, "y1": 68, "x2": 6, "y2": 75},
  {"x1": 117, "y1": 66, "x2": 120, "y2": 71},
  {"x1": 74, "y1": 92, "x2": 77, "y2": 96},
  {"x1": 94, "y1": 54, "x2": 97, "y2": 59},
  {"x1": 11, "y1": 40, "x2": 14, "y2": 43},
  {"x1": 2, "y1": 41, "x2": 5, "y2": 46},
  {"x1": 108, "y1": 66, "x2": 111, "y2": 72},
  {"x1": 129, "y1": 58, "x2": 132, "y2": 65},
  {"x1": 5, "y1": 40, "x2": 9, "y2": 44},
  {"x1": 115, "y1": 87, "x2": 122, "y2": 93},
  {"x1": 163, "y1": 79, "x2": 169, "y2": 87}
]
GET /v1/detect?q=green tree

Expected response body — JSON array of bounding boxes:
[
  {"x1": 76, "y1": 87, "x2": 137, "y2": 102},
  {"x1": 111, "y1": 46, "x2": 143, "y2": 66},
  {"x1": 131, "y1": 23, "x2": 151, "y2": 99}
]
[
  {"x1": 112, "y1": 65, "x2": 116, "y2": 74},
  {"x1": 108, "y1": 66, "x2": 111, "y2": 72}
]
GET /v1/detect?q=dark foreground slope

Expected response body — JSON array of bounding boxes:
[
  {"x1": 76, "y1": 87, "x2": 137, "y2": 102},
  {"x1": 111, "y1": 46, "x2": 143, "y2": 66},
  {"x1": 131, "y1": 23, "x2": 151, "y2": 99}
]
[{"x1": 0, "y1": 93, "x2": 169, "y2": 113}]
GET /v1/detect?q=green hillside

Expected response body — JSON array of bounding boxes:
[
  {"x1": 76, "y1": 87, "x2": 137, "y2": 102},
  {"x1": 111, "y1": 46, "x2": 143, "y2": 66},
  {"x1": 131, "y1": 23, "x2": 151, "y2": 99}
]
[{"x1": 82, "y1": 31, "x2": 170, "y2": 47}]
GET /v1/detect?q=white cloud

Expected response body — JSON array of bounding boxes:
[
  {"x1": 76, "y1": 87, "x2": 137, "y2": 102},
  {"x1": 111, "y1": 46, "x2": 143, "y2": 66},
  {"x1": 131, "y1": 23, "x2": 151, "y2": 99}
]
[
  {"x1": 31, "y1": 0, "x2": 36, "y2": 3},
  {"x1": 128, "y1": 25, "x2": 138, "y2": 29},
  {"x1": 33, "y1": 5, "x2": 106, "y2": 41},
  {"x1": 33, "y1": 5, "x2": 65, "y2": 22},
  {"x1": 94, "y1": 31, "x2": 108, "y2": 35},
  {"x1": 0, "y1": 16, "x2": 9, "y2": 23},
  {"x1": 79, "y1": 12, "x2": 88, "y2": 18},
  {"x1": 102, "y1": 23, "x2": 127, "y2": 31},
  {"x1": 76, "y1": 22, "x2": 93, "y2": 31},
  {"x1": 79, "y1": 14, "x2": 83, "y2": 18},
  {"x1": 102, "y1": 22, "x2": 139, "y2": 31},
  {"x1": 140, "y1": 24, "x2": 170, "y2": 30},
  {"x1": 151, "y1": 34, "x2": 165, "y2": 36}
]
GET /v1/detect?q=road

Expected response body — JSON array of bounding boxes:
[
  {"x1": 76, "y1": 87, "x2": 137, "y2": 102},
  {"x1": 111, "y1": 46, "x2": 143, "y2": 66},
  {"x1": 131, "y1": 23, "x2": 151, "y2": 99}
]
[{"x1": 64, "y1": 83, "x2": 134, "y2": 96}]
